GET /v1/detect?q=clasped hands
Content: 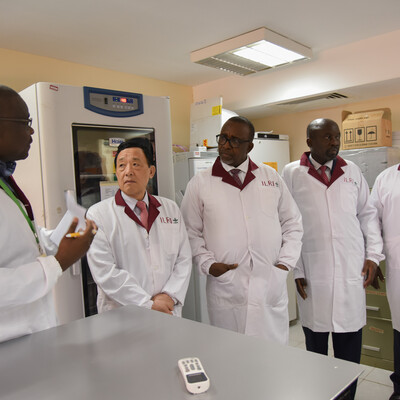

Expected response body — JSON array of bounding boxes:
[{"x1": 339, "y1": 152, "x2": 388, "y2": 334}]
[{"x1": 151, "y1": 293, "x2": 175, "y2": 315}]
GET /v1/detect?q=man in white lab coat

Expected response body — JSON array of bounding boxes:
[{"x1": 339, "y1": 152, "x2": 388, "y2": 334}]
[
  {"x1": 180, "y1": 116, "x2": 303, "y2": 344},
  {"x1": 282, "y1": 118, "x2": 384, "y2": 400},
  {"x1": 0, "y1": 85, "x2": 97, "y2": 342},
  {"x1": 371, "y1": 164, "x2": 400, "y2": 400},
  {"x1": 87, "y1": 137, "x2": 191, "y2": 316}
]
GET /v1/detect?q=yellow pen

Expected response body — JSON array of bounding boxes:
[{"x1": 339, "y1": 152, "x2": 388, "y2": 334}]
[
  {"x1": 66, "y1": 232, "x2": 83, "y2": 238},
  {"x1": 66, "y1": 229, "x2": 97, "y2": 238}
]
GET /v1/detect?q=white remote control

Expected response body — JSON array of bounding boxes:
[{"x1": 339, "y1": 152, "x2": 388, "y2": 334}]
[{"x1": 178, "y1": 357, "x2": 210, "y2": 394}]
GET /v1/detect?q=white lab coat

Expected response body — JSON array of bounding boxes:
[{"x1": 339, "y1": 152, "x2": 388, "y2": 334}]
[
  {"x1": 180, "y1": 157, "x2": 303, "y2": 344},
  {"x1": 371, "y1": 164, "x2": 400, "y2": 331},
  {"x1": 282, "y1": 153, "x2": 384, "y2": 332},
  {"x1": 86, "y1": 191, "x2": 192, "y2": 316},
  {"x1": 0, "y1": 189, "x2": 62, "y2": 342}
]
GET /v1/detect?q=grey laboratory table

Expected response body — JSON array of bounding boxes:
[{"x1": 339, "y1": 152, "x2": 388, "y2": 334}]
[{"x1": 0, "y1": 305, "x2": 363, "y2": 400}]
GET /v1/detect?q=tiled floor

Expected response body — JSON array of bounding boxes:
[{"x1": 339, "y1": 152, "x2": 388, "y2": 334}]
[{"x1": 289, "y1": 321, "x2": 394, "y2": 400}]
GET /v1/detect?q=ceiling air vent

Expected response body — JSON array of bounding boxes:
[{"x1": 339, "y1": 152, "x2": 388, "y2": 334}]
[
  {"x1": 196, "y1": 55, "x2": 264, "y2": 76},
  {"x1": 278, "y1": 92, "x2": 348, "y2": 106}
]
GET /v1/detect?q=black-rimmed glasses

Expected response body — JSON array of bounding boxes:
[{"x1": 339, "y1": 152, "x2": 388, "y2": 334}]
[
  {"x1": 216, "y1": 134, "x2": 251, "y2": 148},
  {"x1": 0, "y1": 117, "x2": 33, "y2": 127}
]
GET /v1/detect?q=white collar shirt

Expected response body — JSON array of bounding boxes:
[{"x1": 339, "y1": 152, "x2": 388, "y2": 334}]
[
  {"x1": 220, "y1": 157, "x2": 250, "y2": 184},
  {"x1": 121, "y1": 191, "x2": 149, "y2": 219},
  {"x1": 309, "y1": 154, "x2": 334, "y2": 180}
]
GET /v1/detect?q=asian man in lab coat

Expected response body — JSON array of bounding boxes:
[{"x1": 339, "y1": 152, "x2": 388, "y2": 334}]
[
  {"x1": 282, "y1": 118, "x2": 384, "y2": 400},
  {"x1": 0, "y1": 85, "x2": 97, "y2": 342},
  {"x1": 181, "y1": 116, "x2": 303, "y2": 344},
  {"x1": 86, "y1": 137, "x2": 192, "y2": 316}
]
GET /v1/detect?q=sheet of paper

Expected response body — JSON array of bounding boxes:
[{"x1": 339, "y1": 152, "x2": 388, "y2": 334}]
[
  {"x1": 50, "y1": 191, "x2": 87, "y2": 245},
  {"x1": 100, "y1": 181, "x2": 119, "y2": 201}
]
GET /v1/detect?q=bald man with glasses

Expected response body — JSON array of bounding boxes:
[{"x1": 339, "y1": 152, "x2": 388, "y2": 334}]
[
  {"x1": 181, "y1": 116, "x2": 303, "y2": 344},
  {"x1": 0, "y1": 85, "x2": 96, "y2": 342}
]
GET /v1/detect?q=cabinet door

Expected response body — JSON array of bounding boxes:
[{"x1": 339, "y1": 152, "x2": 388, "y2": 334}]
[
  {"x1": 362, "y1": 316, "x2": 394, "y2": 361},
  {"x1": 365, "y1": 261, "x2": 392, "y2": 320}
]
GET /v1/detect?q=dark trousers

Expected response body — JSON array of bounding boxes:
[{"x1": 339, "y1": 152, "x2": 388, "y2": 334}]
[
  {"x1": 303, "y1": 327, "x2": 362, "y2": 400},
  {"x1": 391, "y1": 329, "x2": 400, "y2": 394}
]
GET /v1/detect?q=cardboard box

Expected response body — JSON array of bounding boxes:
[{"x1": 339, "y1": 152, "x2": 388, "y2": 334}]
[{"x1": 342, "y1": 108, "x2": 392, "y2": 150}]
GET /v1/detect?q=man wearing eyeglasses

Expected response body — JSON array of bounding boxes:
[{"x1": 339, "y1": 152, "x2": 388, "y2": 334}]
[
  {"x1": 0, "y1": 85, "x2": 97, "y2": 342},
  {"x1": 181, "y1": 116, "x2": 303, "y2": 344}
]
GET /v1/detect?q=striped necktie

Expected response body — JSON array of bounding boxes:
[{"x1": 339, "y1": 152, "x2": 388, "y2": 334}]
[{"x1": 230, "y1": 168, "x2": 242, "y2": 187}]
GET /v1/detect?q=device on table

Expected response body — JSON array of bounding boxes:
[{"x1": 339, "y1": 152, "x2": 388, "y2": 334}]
[{"x1": 178, "y1": 357, "x2": 210, "y2": 394}]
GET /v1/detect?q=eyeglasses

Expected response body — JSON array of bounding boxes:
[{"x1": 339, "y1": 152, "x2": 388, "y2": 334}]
[
  {"x1": 0, "y1": 117, "x2": 33, "y2": 127},
  {"x1": 216, "y1": 134, "x2": 251, "y2": 148}
]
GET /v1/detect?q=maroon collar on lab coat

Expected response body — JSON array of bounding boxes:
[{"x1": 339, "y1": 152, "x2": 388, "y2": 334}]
[
  {"x1": 300, "y1": 152, "x2": 347, "y2": 188},
  {"x1": 115, "y1": 189, "x2": 161, "y2": 232},
  {"x1": 7, "y1": 175, "x2": 34, "y2": 220},
  {"x1": 212, "y1": 156, "x2": 259, "y2": 190},
  {"x1": 398, "y1": 164, "x2": 400, "y2": 171}
]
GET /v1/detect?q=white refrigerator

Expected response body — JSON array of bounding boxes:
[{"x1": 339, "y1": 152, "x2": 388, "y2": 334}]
[
  {"x1": 250, "y1": 133, "x2": 290, "y2": 174},
  {"x1": 15, "y1": 82, "x2": 175, "y2": 324}
]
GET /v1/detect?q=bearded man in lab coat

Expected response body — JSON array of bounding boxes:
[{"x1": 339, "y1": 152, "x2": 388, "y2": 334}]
[
  {"x1": 371, "y1": 164, "x2": 400, "y2": 400},
  {"x1": 0, "y1": 85, "x2": 96, "y2": 342},
  {"x1": 282, "y1": 118, "x2": 384, "y2": 400},
  {"x1": 87, "y1": 137, "x2": 192, "y2": 316},
  {"x1": 180, "y1": 116, "x2": 303, "y2": 344}
]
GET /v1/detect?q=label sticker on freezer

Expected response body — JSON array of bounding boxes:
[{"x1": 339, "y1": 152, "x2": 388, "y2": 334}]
[
  {"x1": 100, "y1": 182, "x2": 120, "y2": 201},
  {"x1": 212, "y1": 105, "x2": 221, "y2": 116},
  {"x1": 109, "y1": 138, "x2": 125, "y2": 147},
  {"x1": 263, "y1": 161, "x2": 278, "y2": 171}
]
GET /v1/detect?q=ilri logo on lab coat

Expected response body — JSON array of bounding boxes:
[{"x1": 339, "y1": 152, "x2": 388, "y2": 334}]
[
  {"x1": 160, "y1": 216, "x2": 179, "y2": 224},
  {"x1": 261, "y1": 180, "x2": 279, "y2": 187}
]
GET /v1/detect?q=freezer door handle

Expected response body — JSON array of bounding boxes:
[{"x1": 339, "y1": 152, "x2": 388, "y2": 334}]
[
  {"x1": 71, "y1": 261, "x2": 81, "y2": 276},
  {"x1": 366, "y1": 305, "x2": 380, "y2": 312},
  {"x1": 362, "y1": 345, "x2": 380, "y2": 352}
]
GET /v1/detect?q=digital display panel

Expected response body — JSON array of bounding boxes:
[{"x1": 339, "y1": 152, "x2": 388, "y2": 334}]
[
  {"x1": 112, "y1": 96, "x2": 134, "y2": 104},
  {"x1": 85, "y1": 87, "x2": 143, "y2": 117},
  {"x1": 187, "y1": 373, "x2": 207, "y2": 383}
]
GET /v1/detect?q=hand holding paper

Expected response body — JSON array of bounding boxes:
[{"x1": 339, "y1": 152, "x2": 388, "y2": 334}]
[
  {"x1": 50, "y1": 190, "x2": 88, "y2": 245},
  {"x1": 55, "y1": 217, "x2": 97, "y2": 271}
]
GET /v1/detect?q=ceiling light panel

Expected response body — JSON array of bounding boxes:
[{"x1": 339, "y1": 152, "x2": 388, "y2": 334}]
[
  {"x1": 191, "y1": 28, "x2": 312, "y2": 76},
  {"x1": 234, "y1": 47, "x2": 285, "y2": 67}
]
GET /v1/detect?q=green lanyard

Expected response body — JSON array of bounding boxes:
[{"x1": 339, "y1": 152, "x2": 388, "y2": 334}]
[{"x1": 0, "y1": 178, "x2": 43, "y2": 253}]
